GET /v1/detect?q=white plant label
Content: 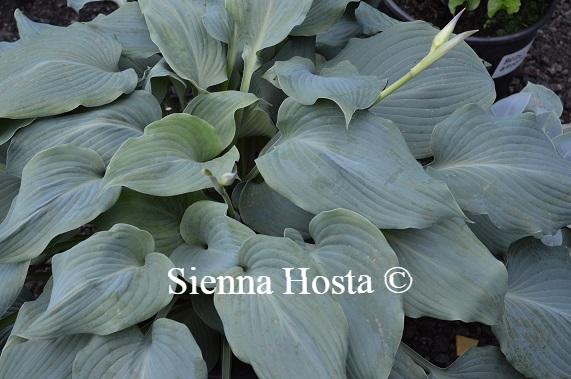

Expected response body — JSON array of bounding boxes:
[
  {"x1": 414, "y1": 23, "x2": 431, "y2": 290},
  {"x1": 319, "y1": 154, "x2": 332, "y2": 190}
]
[{"x1": 492, "y1": 41, "x2": 534, "y2": 79}]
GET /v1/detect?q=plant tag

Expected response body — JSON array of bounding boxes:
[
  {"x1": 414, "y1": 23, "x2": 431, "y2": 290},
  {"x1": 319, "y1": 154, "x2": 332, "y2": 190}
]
[{"x1": 492, "y1": 41, "x2": 534, "y2": 79}]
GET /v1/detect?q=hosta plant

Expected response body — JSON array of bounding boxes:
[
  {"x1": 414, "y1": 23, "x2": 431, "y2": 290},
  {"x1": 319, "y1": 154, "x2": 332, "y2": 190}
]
[{"x1": 0, "y1": 0, "x2": 570, "y2": 378}]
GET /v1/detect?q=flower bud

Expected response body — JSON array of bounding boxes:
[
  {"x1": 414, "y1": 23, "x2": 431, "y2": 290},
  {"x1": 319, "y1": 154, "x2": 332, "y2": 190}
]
[{"x1": 430, "y1": 8, "x2": 465, "y2": 53}]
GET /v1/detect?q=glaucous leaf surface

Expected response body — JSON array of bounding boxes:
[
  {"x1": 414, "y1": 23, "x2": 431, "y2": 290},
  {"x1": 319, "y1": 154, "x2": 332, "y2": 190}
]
[
  {"x1": 331, "y1": 21, "x2": 495, "y2": 158},
  {"x1": 316, "y1": 15, "x2": 362, "y2": 59},
  {"x1": 0, "y1": 171, "x2": 19, "y2": 221},
  {"x1": 307, "y1": 209, "x2": 404, "y2": 379},
  {"x1": 0, "y1": 23, "x2": 137, "y2": 119},
  {"x1": 73, "y1": 318, "x2": 207, "y2": 379},
  {"x1": 291, "y1": 0, "x2": 359, "y2": 36},
  {"x1": 6, "y1": 91, "x2": 161, "y2": 177},
  {"x1": 142, "y1": 58, "x2": 186, "y2": 103},
  {"x1": 104, "y1": 113, "x2": 239, "y2": 196},
  {"x1": 385, "y1": 219, "x2": 508, "y2": 324},
  {"x1": 202, "y1": 0, "x2": 232, "y2": 44},
  {"x1": 14, "y1": 9, "x2": 57, "y2": 38},
  {"x1": 214, "y1": 236, "x2": 349, "y2": 379},
  {"x1": 170, "y1": 201, "x2": 255, "y2": 281},
  {"x1": 138, "y1": 0, "x2": 227, "y2": 90},
  {"x1": 0, "y1": 335, "x2": 89, "y2": 379},
  {"x1": 355, "y1": 2, "x2": 399, "y2": 34},
  {"x1": 94, "y1": 189, "x2": 205, "y2": 255},
  {"x1": 0, "y1": 118, "x2": 34, "y2": 146},
  {"x1": 257, "y1": 99, "x2": 463, "y2": 229},
  {"x1": 238, "y1": 181, "x2": 313, "y2": 238},
  {"x1": 264, "y1": 57, "x2": 386, "y2": 126},
  {"x1": 0, "y1": 146, "x2": 120, "y2": 263},
  {"x1": 15, "y1": 224, "x2": 174, "y2": 339},
  {"x1": 0, "y1": 261, "x2": 29, "y2": 319},
  {"x1": 492, "y1": 239, "x2": 571, "y2": 379},
  {"x1": 184, "y1": 90, "x2": 259, "y2": 148},
  {"x1": 428, "y1": 105, "x2": 571, "y2": 237},
  {"x1": 67, "y1": 0, "x2": 127, "y2": 11},
  {"x1": 388, "y1": 344, "x2": 428, "y2": 379},
  {"x1": 467, "y1": 214, "x2": 527, "y2": 255}
]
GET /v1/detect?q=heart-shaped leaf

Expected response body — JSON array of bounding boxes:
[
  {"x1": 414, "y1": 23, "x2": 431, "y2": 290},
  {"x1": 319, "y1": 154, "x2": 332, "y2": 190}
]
[{"x1": 257, "y1": 99, "x2": 463, "y2": 229}]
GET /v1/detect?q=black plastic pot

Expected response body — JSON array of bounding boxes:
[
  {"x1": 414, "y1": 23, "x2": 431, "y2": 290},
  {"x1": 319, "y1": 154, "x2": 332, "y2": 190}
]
[{"x1": 378, "y1": 0, "x2": 559, "y2": 97}]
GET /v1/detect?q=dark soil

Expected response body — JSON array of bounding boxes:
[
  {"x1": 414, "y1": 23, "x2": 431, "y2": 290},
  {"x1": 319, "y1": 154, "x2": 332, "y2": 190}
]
[
  {"x1": 0, "y1": 0, "x2": 569, "y2": 371},
  {"x1": 398, "y1": 0, "x2": 551, "y2": 36}
]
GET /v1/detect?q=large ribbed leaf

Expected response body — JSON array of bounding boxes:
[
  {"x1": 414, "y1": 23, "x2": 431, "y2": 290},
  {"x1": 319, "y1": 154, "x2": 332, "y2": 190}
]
[
  {"x1": 90, "y1": 2, "x2": 159, "y2": 59},
  {"x1": 257, "y1": 99, "x2": 463, "y2": 229},
  {"x1": 385, "y1": 219, "x2": 507, "y2": 324},
  {"x1": 104, "y1": 114, "x2": 239, "y2": 196},
  {"x1": 0, "y1": 261, "x2": 29, "y2": 318},
  {"x1": 331, "y1": 21, "x2": 495, "y2": 158},
  {"x1": 0, "y1": 335, "x2": 89, "y2": 379},
  {"x1": 0, "y1": 146, "x2": 120, "y2": 263},
  {"x1": 467, "y1": 214, "x2": 526, "y2": 255},
  {"x1": 139, "y1": 0, "x2": 227, "y2": 90},
  {"x1": 238, "y1": 181, "x2": 313, "y2": 238},
  {"x1": 73, "y1": 318, "x2": 207, "y2": 379},
  {"x1": 355, "y1": 2, "x2": 399, "y2": 35},
  {"x1": 307, "y1": 209, "x2": 404, "y2": 379},
  {"x1": 291, "y1": 0, "x2": 359, "y2": 36},
  {"x1": 15, "y1": 224, "x2": 174, "y2": 339},
  {"x1": 388, "y1": 345, "x2": 428, "y2": 379},
  {"x1": 316, "y1": 15, "x2": 362, "y2": 59},
  {"x1": 214, "y1": 235, "x2": 349, "y2": 379},
  {"x1": 94, "y1": 189, "x2": 205, "y2": 255},
  {"x1": 264, "y1": 57, "x2": 386, "y2": 126},
  {"x1": 0, "y1": 171, "x2": 19, "y2": 221},
  {"x1": 184, "y1": 91, "x2": 259, "y2": 148},
  {"x1": 0, "y1": 119, "x2": 34, "y2": 146},
  {"x1": 6, "y1": 91, "x2": 161, "y2": 177},
  {"x1": 0, "y1": 23, "x2": 137, "y2": 119},
  {"x1": 428, "y1": 105, "x2": 571, "y2": 237},
  {"x1": 142, "y1": 58, "x2": 186, "y2": 103},
  {"x1": 14, "y1": 9, "x2": 57, "y2": 38},
  {"x1": 492, "y1": 239, "x2": 571, "y2": 379},
  {"x1": 170, "y1": 201, "x2": 255, "y2": 280}
]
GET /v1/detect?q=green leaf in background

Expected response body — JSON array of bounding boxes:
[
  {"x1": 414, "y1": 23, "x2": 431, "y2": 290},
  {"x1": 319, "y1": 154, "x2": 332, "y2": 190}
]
[
  {"x1": 104, "y1": 113, "x2": 239, "y2": 196},
  {"x1": 138, "y1": 0, "x2": 227, "y2": 90},
  {"x1": 184, "y1": 90, "x2": 259, "y2": 148},
  {"x1": 16, "y1": 224, "x2": 174, "y2": 339},
  {"x1": 257, "y1": 99, "x2": 463, "y2": 229},
  {"x1": 428, "y1": 105, "x2": 571, "y2": 237},
  {"x1": 307, "y1": 209, "x2": 404, "y2": 379},
  {"x1": 291, "y1": 0, "x2": 359, "y2": 36},
  {"x1": 488, "y1": 0, "x2": 521, "y2": 17},
  {"x1": 448, "y1": 0, "x2": 481, "y2": 15},
  {"x1": 0, "y1": 146, "x2": 120, "y2": 263},
  {"x1": 6, "y1": 91, "x2": 161, "y2": 177},
  {"x1": 0, "y1": 335, "x2": 90, "y2": 379},
  {"x1": 0, "y1": 261, "x2": 29, "y2": 319},
  {"x1": 385, "y1": 219, "x2": 508, "y2": 324},
  {"x1": 170, "y1": 201, "x2": 255, "y2": 281},
  {"x1": 94, "y1": 189, "x2": 205, "y2": 255},
  {"x1": 214, "y1": 235, "x2": 349, "y2": 379},
  {"x1": 0, "y1": 23, "x2": 138, "y2": 119},
  {"x1": 331, "y1": 21, "x2": 495, "y2": 158},
  {"x1": 492, "y1": 238, "x2": 571, "y2": 379},
  {"x1": 264, "y1": 57, "x2": 387, "y2": 126},
  {"x1": 237, "y1": 181, "x2": 313, "y2": 238},
  {"x1": 73, "y1": 318, "x2": 207, "y2": 379}
]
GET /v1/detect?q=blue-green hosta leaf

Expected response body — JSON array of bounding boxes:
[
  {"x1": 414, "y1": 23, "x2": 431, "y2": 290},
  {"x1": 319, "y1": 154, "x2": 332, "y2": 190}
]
[
  {"x1": 264, "y1": 57, "x2": 386, "y2": 126},
  {"x1": 214, "y1": 236, "x2": 349, "y2": 379},
  {"x1": 73, "y1": 318, "x2": 207, "y2": 379},
  {"x1": 16, "y1": 224, "x2": 174, "y2": 339},
  {"x1": 0, "y1": 171, "x2": 19, "y2": 221},
  {"x1": 225, "y1": 0, "x2": 313, "y2": 83},
  {"x1": 0, "y1": 146, "x2": 120, "y2": 263},
  {"x1": 331, "y1": 21, "x2": 495, "y2": 158},
  {"x1": 257, "y1": 99, "x2": 463, "y2": 229},
  {"x1": 467, "y1": 214, "x2": 526, "y2": 255},
  {"x1": 202, "y1": 0, "x2": 232, "y2": 44},
  {"x1": 139, "y1": 0, "x2": 227, "y2": 90},
  {"x1": 14, "y1": 9, "x2": 58, "y2": 38},
  {"x1": 388, "y1": 345, "x2": 428, "y2": 379},
  {"x1": 307, "y1": 209, "x2": 404, "y2": 379},
  {"x1": 0, "y1": 261, "x2": 29, "y2": 318},
  {"x1": 355, "y1": 2, "x2": 399, "y2": 35},
  {"x1": 104, "y1": 114, "x2": 239, "y2": 196},
  {"x1": 492, "y1": 239, "x2": 571, "y2": 379},
  {"x1": 0, "y1": 23, "x2": 138, "y2": 119},
  {"x1": 238, "y1": 181, "x2": 313, "y2": 238},
  {"x1": 316, "y1": 15, "x2": 363, "y2": 59},
  {"x1": 239, "y1": 105, "x2": 277, "y2": 138},
  {"x1": 6, "y1": 91, "x2": 161, "y2": 177},
  {"x1": 67, "y1": 0, "x2": 127, "y2": 12},
  {"x1": 90, "y1": 2, "x2": 159, "y2": 60},
  {"x1": 0, "y1": 119, "x2": 34, "y2": 146},
  {"x1": 291, "y1": 0, "x2": 359, "y2": 36},
  {"x1": 142, "y1": 58, "x2": 186, "y2": 103},
  {"x1": 0, "y1": 335, "x2": 89, "y2": 379},
  {"x1": 170, "y1": 201, "x2": 255, "y2": 281},
  {"x1": 521, "y1": 82, "x2": 564, "y2": 117},
  {"x1": 385, "y1": 219, "x2": 508, "y2": 324},
  {"x1": 184, "y1": 91, "x2": 259, "y2": 148},
  {"x1": 94, "y1": 189, "x2": 205, "y2": 255},
  {"x1": 428, "y1": 105, "x2": 571, "y2": 237}
]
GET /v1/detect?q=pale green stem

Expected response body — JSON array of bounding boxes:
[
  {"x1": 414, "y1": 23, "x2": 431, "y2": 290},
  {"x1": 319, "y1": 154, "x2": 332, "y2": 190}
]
[
  {"x1": 240, "y1": 54, "x2": 258, "y2": 93},
  {"x1": 204, "y1": 169, "x2": 240, "y2": 220},
  {"x1": 221, "y1": 336, "x2": 232, "y2": 379}
]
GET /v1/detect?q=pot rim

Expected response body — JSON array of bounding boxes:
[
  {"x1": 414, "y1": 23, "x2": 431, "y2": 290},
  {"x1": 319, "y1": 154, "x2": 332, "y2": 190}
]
[{"x1": 381, "y1": 0, "x2": 559, "y2": 45}]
